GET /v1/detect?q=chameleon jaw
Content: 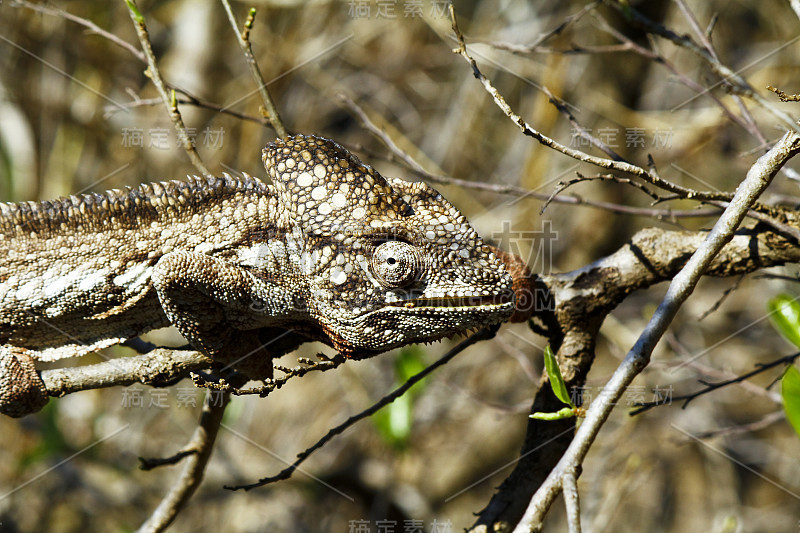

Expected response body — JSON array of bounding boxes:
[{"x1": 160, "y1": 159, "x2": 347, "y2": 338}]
[
  {"x1": 328, "y1": 299, "x2": 515, "y2": 358},
  {"x1": 386, "y1": 293, "x2": 515, "y2": 311}
]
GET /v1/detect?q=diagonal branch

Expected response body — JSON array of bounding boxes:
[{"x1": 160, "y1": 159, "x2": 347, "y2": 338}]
[
  {"x1": 136, "y1": 388, "x2": 232, "y2": 533},
  {"x1": 219, "y1": 0, "x2": 287, "y2": 138},
  {"x1": 225, "y1": 327, "x2": 498, "y2": 491},
  {"x1": 513, "y1": 130, "x2": 800, "y2": 532},
  {"x1": 123, "y1": 0, "x2": 212, "y2": 176}
]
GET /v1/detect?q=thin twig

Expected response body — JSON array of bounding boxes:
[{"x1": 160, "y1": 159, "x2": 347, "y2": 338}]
[
  {"x1": 541, "y1": 173, "x2": 661, "y2": 215},
  {"x1": 486, "y1": 42, "x2": 635, "y2": 55},
  {"x1": 768, "y1": 85, "x2": 800, "y2": 103},
  {"x1": 338, "y1": 93, "x2": 725, "y2": 221},
  {"x1": 697, "y1": 274, "x2": 745, "y2": 321},
  {"x1": 592, "y1": 13, "x2": 755, "y2": 137},
  {"x1": 192, "y1": 353, "x2": 345, "y2": 396},
  {"x1": 11, "y1": 0, "x2": 146, "y2": 61},
  {"x1": 563, "y1": 472, "x2": 582, "y2": 533},
  {"x1": 656, "y1": 345, "x2": 782, "y2": 404},
  {"x1": 539, "y1": 83, "x2": 625, "y2": 162},
  {"x1": 484, "y1": 1, "x2": 600, "y2": 55},
  {"x1": 688, "y1": 410, "x2": 785, "y2": 440},
  {"x1": 448, "y1": 7, "x2": 743, "y2": 208},
  {"x1": 105, "y1": 94, "x2": 269, "y2": 125},
  {"x1": 225, "y1": 327, "x2": 498, "y2": 491},
  {"x1": 219, "y1": 1, "x2": 287, "y2": 138},
  {"x1": 605, "y1": 0, "x2": 800, "y2": 136},
  {"x1": 673, "y1": 0, "x2": 768, "y2": 147},
  {"x1": 136, "y1": 390, "x2": 231, "y2": 533},
  {"x1": 629, "y1": 351, "x2": 800, "y2": 415},
  {"x1": 11, "y1": 0, "x2": 267, "y2": 130},
  {"x1": 123, "y1": 0, "x2": 212, "y2": 176},
  {"x1": 705, "y1": 199, "x2": 800, "y2": 243}
]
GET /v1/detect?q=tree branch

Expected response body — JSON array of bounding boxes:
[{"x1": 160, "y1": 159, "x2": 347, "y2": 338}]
[
  {"x1": 220, "y1": 0, "x2": 287, "y2": 138},
  {"x1": 136, "y1": 389, "x2": 231, "y2": 533},
  {"x1": 41, "y1": 348, "x2": 212, "y2": 396},
  {"x1": 513, "y1": 130, "x2": 800, "y2": 532},
  {"x1": 124, "y1": 0, "x2": 212, "y2": 176},
  {"x1": 225, "y1": 327, "x2": 498, "y2": 491}
]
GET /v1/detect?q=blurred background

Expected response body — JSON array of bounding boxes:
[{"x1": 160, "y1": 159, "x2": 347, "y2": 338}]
[{"x1": 1, "y1": 1, "x2": 800, "y2": 531}]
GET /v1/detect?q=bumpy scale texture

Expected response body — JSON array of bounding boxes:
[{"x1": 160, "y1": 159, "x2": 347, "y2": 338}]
[{"x1": 0, "y1": 134, "x2": 518, "y2": 417}]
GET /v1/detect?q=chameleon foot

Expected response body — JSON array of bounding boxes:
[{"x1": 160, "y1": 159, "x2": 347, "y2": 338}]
[{"x1": 0, "y1": 347, "x2": 49, "y2": 417}]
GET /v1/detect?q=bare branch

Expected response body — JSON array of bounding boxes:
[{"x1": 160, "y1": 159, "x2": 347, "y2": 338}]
[
  {"x1": 448, "y1": 6, "x2": 744, "y2": 207},
  {"x1": 688, "y1": 410, "x2": 785, "y2": 440},
  {"x1": 768, "y1": 85, "x2": 800, "y2": 102},
  {"x1": 219, "y1": 1, "x2": 287, "y2": 138},
  {"x1": 11, "y1": 0, "x2": 146, "y2": 61},
  {"x1": 105, "y1": 94, "x2": 269, "y2": 125},
  {"x1": 338, "y1": 93, "x2": 726, "y2": 221},
  {"x1": 136, "y1": 389, "x2": 231, "y2": 533},
  {"x1": 629, "y1": 351, "x2": 800, "y2": 415},
  {"x1": 123, "y1": 0, "x2": 212, "y2": 176},
  {"x1": 225, "y1": 326, "x2": 498, "y2": 491},
  {"x1": 513, "y1": 130, "x2": 800, "y2": 532},
  {"x1": 41, "y1": 348, "x2": 212, "y2": 395},
  {"x1": 605, "y1": 0, "x2": 800, "y2": 135},
  {"x1": 563, "y1": 472, "x2": 581, "y2": 533},
  {"x1": 673, "y1": 0, "x2": 767, "y2": 147}
]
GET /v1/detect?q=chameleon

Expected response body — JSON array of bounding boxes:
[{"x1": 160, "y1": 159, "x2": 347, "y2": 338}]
[{"x1": 0, "y1": 134, "x2": 532, "y2": 418}]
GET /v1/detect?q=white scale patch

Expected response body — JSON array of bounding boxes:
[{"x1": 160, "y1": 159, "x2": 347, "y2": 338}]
[
  {"x1": 15, "y1": 278, "x2": 41, "y2": 302},
  {"x1": 329, "y1": 266, "x2": 347, "y2": 285},
  {"x1": 237, "y1": 244, "x2": 270, "y2": 268},
  {"x1": 43, "y1": 271, "x2": 76, "y2": 299},
  {"x1": 79, "y1": 268, "x2": 110, "y2": 292},
  {"x1": 113, "y1": 262, "x2": 152, "y2": 292},
  {"x1": 311, "y1": 186, "x2": 327, "y2": 200},
  {"x1": 296, "y1": 172, "x2": 313, "y2": 187},
  {"x1": 298, "y1": 250, "x2": 322, "y2": 275},
  {"x1": 330, "y1": 192, "x2": 347, "y2": 209}
]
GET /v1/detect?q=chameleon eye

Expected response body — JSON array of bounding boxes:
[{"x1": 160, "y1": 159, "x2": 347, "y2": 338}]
[{"x1": 371, "y1": 241, "x2": 422, "y2": 288}]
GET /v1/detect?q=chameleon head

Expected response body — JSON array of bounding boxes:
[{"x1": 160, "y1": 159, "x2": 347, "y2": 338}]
[{"x1": 263, "y1": 134, "x2": 516, "y2": 356}]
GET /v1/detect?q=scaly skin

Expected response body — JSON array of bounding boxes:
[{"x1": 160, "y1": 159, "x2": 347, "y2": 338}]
[{"x1": 0, "y1": 134, "x2": 518, "y2": 417}]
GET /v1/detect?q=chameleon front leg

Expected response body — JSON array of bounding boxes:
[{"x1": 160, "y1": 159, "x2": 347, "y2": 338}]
[
  {"x1": 0, "y1": 346, "x2": 49, "y2": 417},
  {"x1": 152, "y1": 251, "x2": 295, "y2": 381}
]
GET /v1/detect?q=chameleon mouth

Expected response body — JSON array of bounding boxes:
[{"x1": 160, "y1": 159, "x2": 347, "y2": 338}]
[{"x1": 388, "y1": 292, "x2": 514, "y2": 310}]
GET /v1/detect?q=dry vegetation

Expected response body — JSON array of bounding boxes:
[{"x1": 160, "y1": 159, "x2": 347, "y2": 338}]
[{"x1": 1, "y1": 1, "x2": 800, "y2": 532}]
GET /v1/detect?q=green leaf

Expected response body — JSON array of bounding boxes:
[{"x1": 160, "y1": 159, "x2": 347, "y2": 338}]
[
  {"x1": 544, "y1": 346, "x2": 573, "y2": 407},
  {"x1": 395, "y1": 345, "x2": 427, "y2": 388},
  {"x1": 781, "y1": 365, "x2": 800, "y2": 439},
  {"x1": 371, "y1": 346, "x2": 428, "y2": 449},
  {"x1": 530, "y1": 407, "x2": 576, "y2": 421},
  {"x1": 768, "y1": 295, "x2": 800, "y2": 349},
  {"x1": 124, "y1": 0, "x2": 145, "y2": 23}
]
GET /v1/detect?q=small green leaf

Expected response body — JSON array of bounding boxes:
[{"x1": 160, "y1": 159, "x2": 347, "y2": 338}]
[
  {"x1": 125, "y1": 0, "x2": 145, "y2": 23},
  {"x1": 544, "y1": 346, "x2": 573, "y2": 407},
  {"x1": 781, "y1": 365, "x2": 800, "y2": 439},
  {"x1": 768, "y1": 295, "x2": 800, "y2": 349},
  {"x1": 372, "y1": 346, "x2": 428, "y2": 448},
  {"x1": 530, "y1": 407, "x2": 576, "y2": 421}
]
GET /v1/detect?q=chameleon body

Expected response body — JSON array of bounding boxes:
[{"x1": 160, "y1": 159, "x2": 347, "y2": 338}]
[{"x1": 0, "y1": 134, "x2": 519, "y2": 417}]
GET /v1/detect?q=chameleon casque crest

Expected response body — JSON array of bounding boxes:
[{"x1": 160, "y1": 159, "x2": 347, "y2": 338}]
[{"x1": 0, "y1": 134, "x2": 524, "y2": 417}]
